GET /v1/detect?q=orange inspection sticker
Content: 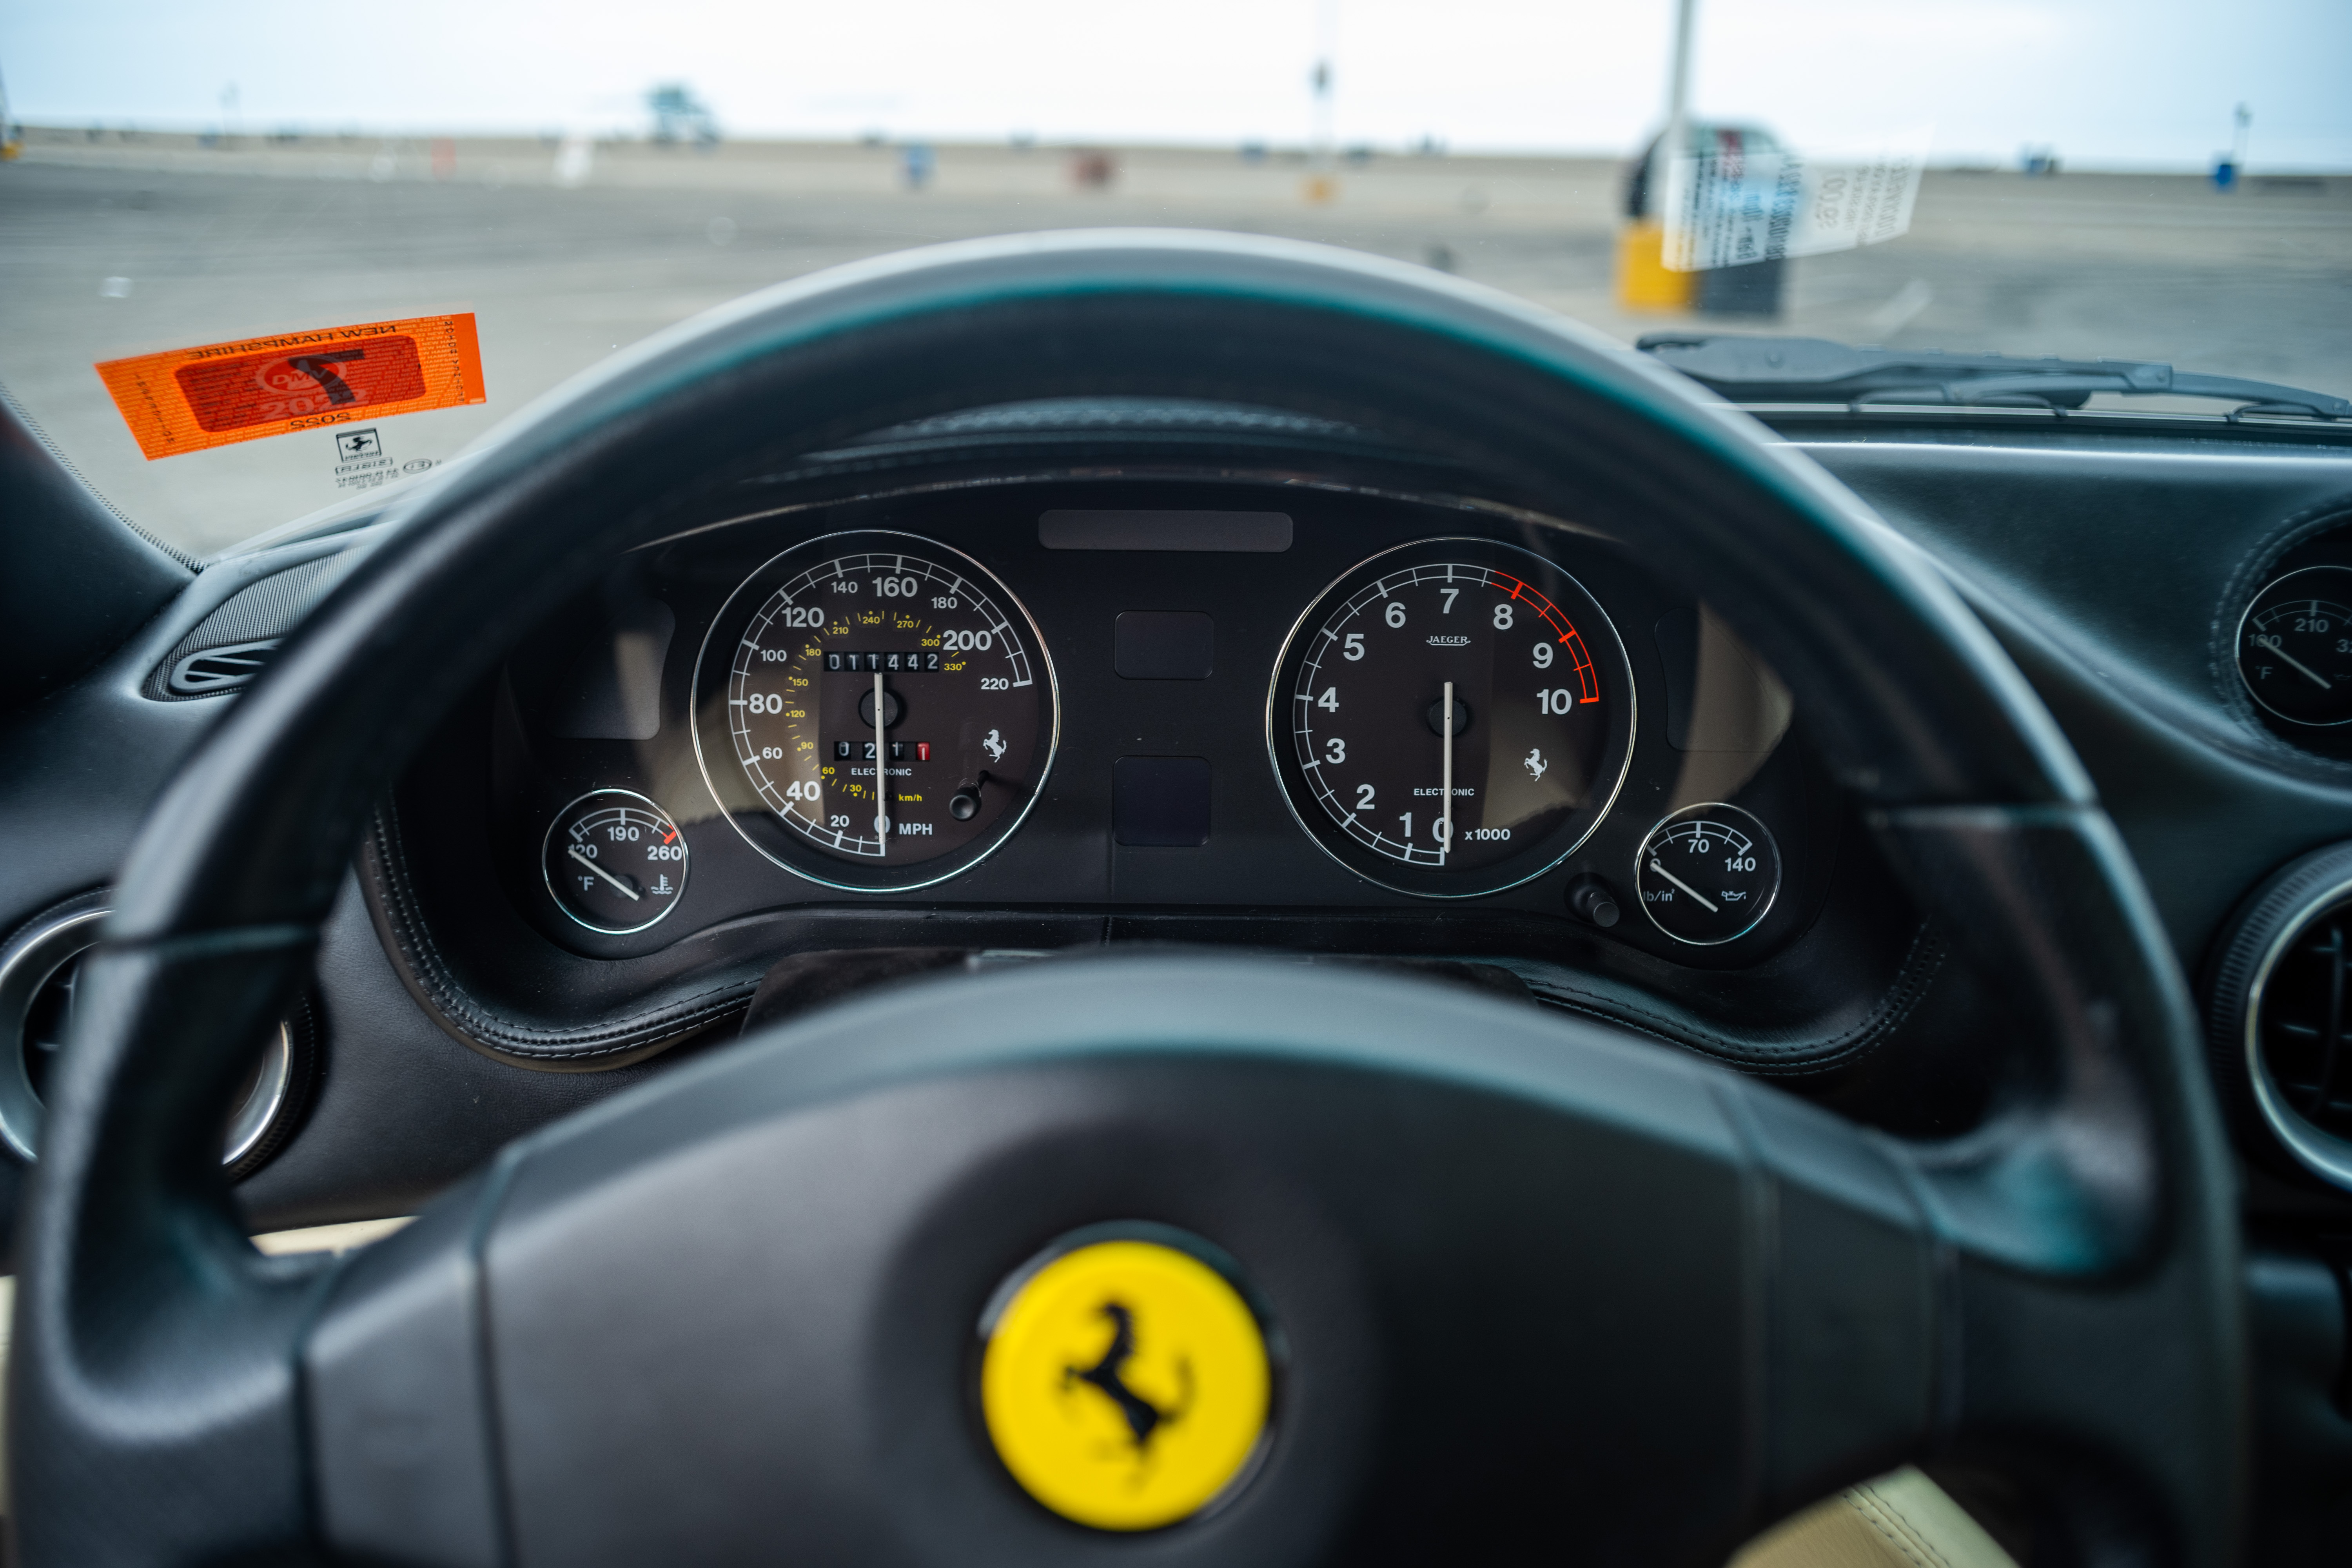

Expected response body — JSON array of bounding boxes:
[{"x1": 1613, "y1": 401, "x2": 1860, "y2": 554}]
[{"x1": 94, "y1": 312, "x2": 486, "y2": 460}]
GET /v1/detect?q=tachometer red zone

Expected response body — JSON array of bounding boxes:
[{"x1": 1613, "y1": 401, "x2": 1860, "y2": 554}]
[{"x1": 1494, "y1": 573, "x2": 1600, "y2": 704}]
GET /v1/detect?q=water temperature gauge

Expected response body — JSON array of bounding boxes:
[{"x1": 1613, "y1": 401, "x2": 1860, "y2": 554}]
[
  {"x1": 2238, "y1": 565, "x2": 2352, "y2": 727},
  {"x1": 1634, "y1": 802, "x2": 1781, "y2": 946},
  {"x1": 541, "y1": 789, "x2": 690, "y2": 935}
]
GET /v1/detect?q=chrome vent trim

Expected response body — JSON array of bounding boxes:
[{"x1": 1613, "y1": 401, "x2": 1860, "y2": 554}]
[
  {"x1": 165, "y1": 637, "x2": 282, "y2": 695},
  {"x1": 0, "y1": 903, "x2": 293, "y2": 1169},
  {"x1": 2245, "y1": 877, "x2": 2352, "y2": 1189}
]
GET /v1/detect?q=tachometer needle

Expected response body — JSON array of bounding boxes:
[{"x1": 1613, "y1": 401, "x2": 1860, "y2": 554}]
[
  {"x1": 873, "y1": 669, "x2": 890, "y2": 853},
  {"x1": 2261, "y1": 636, "x2": 2334, "y2": 690},
  {"x1": 1648, "y1": 857, "x2": 1718, "y2": 913},
  {"x1": 569, "y1": 845, "x2": 641, "y2": 901},
  {"x1": 1439, "y1": 679, "x2": 1454, "y2": 863}
]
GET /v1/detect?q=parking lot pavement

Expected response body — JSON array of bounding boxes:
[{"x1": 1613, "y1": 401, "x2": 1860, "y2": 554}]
[{"x1": 4, "y1": 132, "x2": 2346, "y2": 554}]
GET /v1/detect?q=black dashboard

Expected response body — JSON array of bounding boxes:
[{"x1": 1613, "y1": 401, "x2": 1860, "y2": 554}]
[
  {"x1": 9, "y1": 409, "x2": 2352, "y2": 1254},
  {"x1": 359, "y1": 476, "x2": 1918, "y2": 1109}
]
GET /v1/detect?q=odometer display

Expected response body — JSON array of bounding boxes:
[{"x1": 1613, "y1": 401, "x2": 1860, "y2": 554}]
[
  {"x1": 1268, "y1": 538, "x2": 1635, "y2": 897},
  {"x1": 692, "y1": 532, "x2": 1057, "y2": 891}
]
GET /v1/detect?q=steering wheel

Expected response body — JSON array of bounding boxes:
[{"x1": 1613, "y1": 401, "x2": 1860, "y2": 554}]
[{"x1": 13, "y1": 233, "x2": 2242, "y2": 1566}]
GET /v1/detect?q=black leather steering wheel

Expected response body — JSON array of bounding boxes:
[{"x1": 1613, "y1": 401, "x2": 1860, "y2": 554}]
[{"x1": 13, "y1": 233, "x2": 2242, "y2": 1566}]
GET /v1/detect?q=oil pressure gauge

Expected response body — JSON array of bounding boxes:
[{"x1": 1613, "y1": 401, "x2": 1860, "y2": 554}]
[
  {"x1": 1635, "y1": 802, "x2": 1781, "y2": 946},
  {"x1": 542, "y1": 789, "x2": 690, "y2": 934}
]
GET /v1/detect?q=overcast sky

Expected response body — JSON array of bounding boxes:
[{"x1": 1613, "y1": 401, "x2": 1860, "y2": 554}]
[{"x1": 3, "y1": 0, "x2": 2347, "y2": 170}]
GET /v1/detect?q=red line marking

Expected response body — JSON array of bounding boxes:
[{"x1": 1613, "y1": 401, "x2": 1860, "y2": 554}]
[{"x1": 662, "y1": 828, "x2": 678, "y2": 844}]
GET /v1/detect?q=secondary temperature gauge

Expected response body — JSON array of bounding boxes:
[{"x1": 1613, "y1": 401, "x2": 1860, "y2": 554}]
[
  {"x1": 2238, "y1": 566, "x2": 2352, "y2": 726},
  {"x1": 1635, "y1": 803, "x2": 1781, "y2": 945},
  {"x1": 690, "y1": 531, "x2": 1058, "y2": 893},
  {"x1": 542, "y1": 789, "x2": 690, "y2": 934},
  {"x1": 1268, "y1": 538, "x2": 1635, "y2": 897}
]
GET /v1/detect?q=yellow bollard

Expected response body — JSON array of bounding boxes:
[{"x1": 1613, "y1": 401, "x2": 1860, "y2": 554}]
[
  {"x1": 1302, "y1": 173, "x2": 1338, "y2": 205},
  {"x1": 1616, "y1": 220, "x2": 1693, "y2": 310}
]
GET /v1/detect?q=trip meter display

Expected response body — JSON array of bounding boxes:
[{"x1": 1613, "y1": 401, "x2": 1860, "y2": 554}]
[
  {"x1": 691, "y1": 531, "x2": 1058, "y2": 892},
  {"x1": 1267, "y1": 538, "x2": 1635, "y2": 897}
]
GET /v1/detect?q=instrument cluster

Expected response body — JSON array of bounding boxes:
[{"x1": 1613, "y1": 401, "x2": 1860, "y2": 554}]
[{"x1": 494, "y1": 486, "x2": 1823, "y2": 967}]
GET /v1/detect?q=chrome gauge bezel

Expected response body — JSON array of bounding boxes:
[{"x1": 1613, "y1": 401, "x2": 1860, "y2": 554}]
[
  {"x1": 1632, "y1": 802, "x2": 1782, "y2": 946},
  {"x1": 2235, "y1": 564, "x2": 2352, "y2": 728},
  {"x1": 540, "y1": 788, "x2": 691, "y2": 936},
  {"x1": 1263, "y1": 536, "x2": 1636, "y2": 900},
  {"x1": 689, "y1": 529, "x2": 1062, "y2": 895}
]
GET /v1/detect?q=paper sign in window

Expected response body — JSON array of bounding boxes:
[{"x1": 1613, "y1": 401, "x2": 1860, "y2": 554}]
[{"x1": 95, "y1": 312, "x2": 486, "y2": 459}]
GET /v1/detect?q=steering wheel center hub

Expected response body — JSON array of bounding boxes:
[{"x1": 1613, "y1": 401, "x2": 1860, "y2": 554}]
[{"x1": 980, "y1": 1228, "x2": 1274, "y2": 1531}]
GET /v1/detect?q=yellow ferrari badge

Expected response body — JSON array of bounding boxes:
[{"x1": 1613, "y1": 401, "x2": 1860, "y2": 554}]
[{"x1": 980, "y1": 1236, "x2": 1272, "y2": 1530}]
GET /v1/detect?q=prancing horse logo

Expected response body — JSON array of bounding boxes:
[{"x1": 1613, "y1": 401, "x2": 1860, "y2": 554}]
[{"x1": 1063, "y1": 1301, "x2": 1194, "y2": 1455}]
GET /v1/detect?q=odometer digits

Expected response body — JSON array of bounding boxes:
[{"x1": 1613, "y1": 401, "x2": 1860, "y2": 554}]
[
  {"x1": 1268, "y1": 538, "x2": 1635, "y2": 897},
  {"x1": 691, "y1": 532, "x2": 1057, "y2": 892}
]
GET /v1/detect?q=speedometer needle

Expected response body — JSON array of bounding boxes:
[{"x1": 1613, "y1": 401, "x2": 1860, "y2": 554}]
[
  {"x1": 2260, "y1": 635, "x2": 2334, "y2": 690},
  {"x1": 1648, "y1": 857, "x2": 1718, "y2": 914},
  {"x1": 569, "y1": 845, "x2": 641, "y2": 901},
  {"x1": 873, "y1": 669, "x2": 890, "y2": 854}
]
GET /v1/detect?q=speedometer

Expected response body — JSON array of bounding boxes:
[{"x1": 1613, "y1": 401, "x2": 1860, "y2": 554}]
[
  {"x1": 1267, "y1": 537, "x2": 1635, "y2": 897},
  {"x1": 690, "y1": 531, "x2": 1058, "y2": 892}
]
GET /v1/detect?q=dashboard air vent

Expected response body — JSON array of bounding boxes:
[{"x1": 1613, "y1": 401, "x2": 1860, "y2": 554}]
[
  {"x1": 165, "y1": 637, "x2": 281, "y2": 695},
  {"x1": 0, "y1": 899, "x2": 299, "y2": 1172},
  {"x1": 144, "y1": 543, "x2": 365, "y2": 701},
  {"x1": 2207, "y1": 842, "x2": 2352, "y2": 1191},
  {"x1": 2250, "y1": 907, "x2": 2352, "y2": 1140}
]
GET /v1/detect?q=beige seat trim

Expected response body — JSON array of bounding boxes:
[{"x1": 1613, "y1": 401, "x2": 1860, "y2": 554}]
[
  {"x1": 1730, "y1": 1466, "x2": 2019, "y2": 1568},
  {"x1": 250, "y1": 1215, "x2": 413, "y2": 1255}
]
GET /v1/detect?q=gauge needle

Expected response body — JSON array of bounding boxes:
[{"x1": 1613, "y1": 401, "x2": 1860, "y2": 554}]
[
  {"x1": 2261, "y1": 635, "x2": 2334, "y2": 690},
  {"x1": 873, "y1": 669, "x2": 890, "y2": 854},
  {"x1": 569, "y1": 845, "x2": 641, "y2": 901},
  {"x1": 1648, "y1": 857, "x2": 1718, "y2": 913},
  {"x1": 1439, "y1": 680, "x2": 1454, "y2": 863}
]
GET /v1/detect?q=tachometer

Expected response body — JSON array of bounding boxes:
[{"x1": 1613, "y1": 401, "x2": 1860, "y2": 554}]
[
  {"x1": 691, "y1": 532, "x2": 1058, "y2": 892},
  {"x1": 1267, "y1": 538, "x2": 1635, "y2": 897}
]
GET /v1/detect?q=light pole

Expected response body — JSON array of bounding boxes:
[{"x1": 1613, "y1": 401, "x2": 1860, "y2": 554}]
[{"x1": 1306, "y1": 0, "x2": 1338, "y2": 203}]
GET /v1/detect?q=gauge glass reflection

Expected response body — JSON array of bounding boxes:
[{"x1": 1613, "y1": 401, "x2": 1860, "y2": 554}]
[
  {"x1": 1268, "y1": 537, "x2": 1635, "y2": 897},
  {"x1": 541, "y1": 789, "x2": 688, "y2": 934},
  {"x1": 691, "y1": 531, "x2": 1058, "y2": 893},
  {"x1": 1635, "y1": 802, "x2": 1781, "y2": 945},
  {"x1": 2238, "y1": 566, "x2": 2352, "y2": 727}
]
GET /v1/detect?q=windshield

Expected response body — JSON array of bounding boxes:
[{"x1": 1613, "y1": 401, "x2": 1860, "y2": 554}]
[{"x1": 2, "y1": 0, "x2": 2346, "y2": 556}]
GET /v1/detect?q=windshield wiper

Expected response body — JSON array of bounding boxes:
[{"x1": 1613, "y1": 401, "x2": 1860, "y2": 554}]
[{"x1": 1638, "y1": 334, "x2": 2350, "y2": 421}]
